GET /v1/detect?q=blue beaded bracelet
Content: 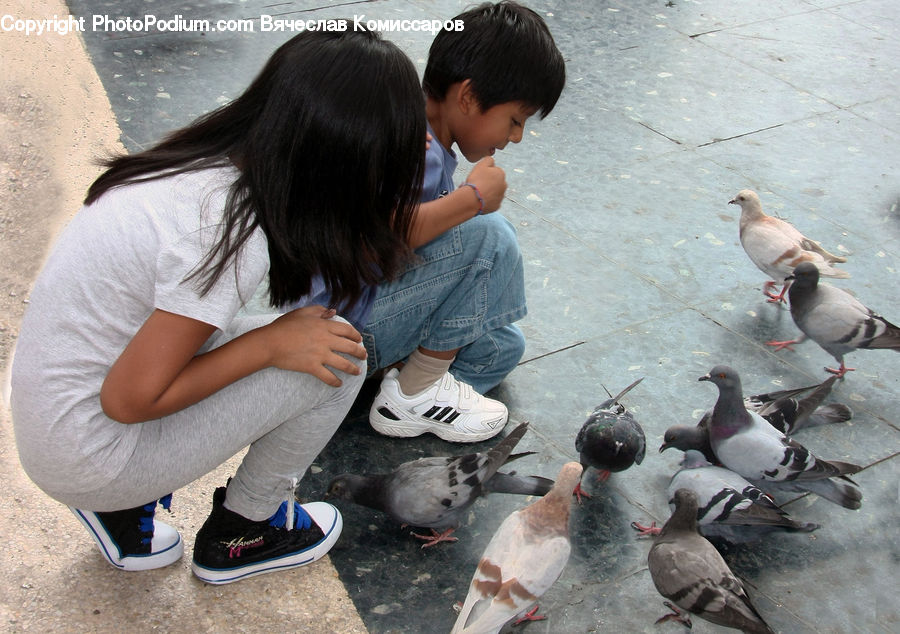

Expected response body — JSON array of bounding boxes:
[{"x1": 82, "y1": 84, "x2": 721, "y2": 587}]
[{"x1": 461, "y1": 182, "x2": 484, "y2": 215}]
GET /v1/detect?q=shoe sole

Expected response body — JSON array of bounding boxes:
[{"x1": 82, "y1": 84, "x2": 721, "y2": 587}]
[
  {"x1": 70, "y1": 508, "x2": 184, "y2": 571},
  {"x1": 369, "y1": 409, "x2": 507, "y2": 443},
  {"x1": 190, "y1": 503, "x2": 343, "y2": 585}
]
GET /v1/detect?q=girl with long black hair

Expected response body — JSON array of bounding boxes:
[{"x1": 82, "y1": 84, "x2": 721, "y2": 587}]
[{"x1": 11, "y1": 27, "x2": 425, "y2": 584}]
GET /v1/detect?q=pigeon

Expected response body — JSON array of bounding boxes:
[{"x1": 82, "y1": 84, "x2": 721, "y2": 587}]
[
  {"x1": 574, "y1": 377, "x2": 646, "y2": 501},
  {"x1": 767, "y1": 261, "x2": 900, "y2": 377},
  {"x1": 731, "y1": 189, "x2": 848, "y2": 303},
  {"x1": 633, "y1": 450, "x2": 819, "y2": 543},
  {"x1": 325, "y1": 422, "x2": 552, "y2": 547},
  {"x1": 450, "y1": 462, "x2": 582, "y2": 634},
  {"x1": 660, "y1": 375, "x2": 852, "y2": 462},
  {"x1": 648, "y1": 488, "x2": 775, "y2": 634},
  {"x1": 699, "y1": 365, "x2": 862, "y2": 509}
]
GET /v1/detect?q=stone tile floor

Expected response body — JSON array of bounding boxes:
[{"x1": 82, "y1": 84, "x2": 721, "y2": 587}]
[{"x1": 59, "y1": 0, "x2": 900, "y2": 631}]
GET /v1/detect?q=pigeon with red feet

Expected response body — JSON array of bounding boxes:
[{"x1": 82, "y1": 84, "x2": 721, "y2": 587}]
[
  {"x1": 634, "y1": 450, "x2": 819, "y2": 543},
  {"x1": 767, "y1": 261, "x2": 900, "y2": 377},
  {"x1": 648, "y1": 488, "x2": 776, "y2": 633},
  {"x1": 731, "y1": 189, "x2": 848, "y2": 303},
  {"x1": 574, "y1": 377, "x2": 645, "y2": 501},
  {"x1": 324, "y1": 422, "x2": 551, "y2": 548},
  {"x1": 450, "y1": 462, "x2": 582, "y2": 634}
]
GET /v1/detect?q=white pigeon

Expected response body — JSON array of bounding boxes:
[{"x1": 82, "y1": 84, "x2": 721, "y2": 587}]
[
  {"x1": 731, "y1": 189, "x2": 848, "y2": 303},
  {"x1": 700, "y1": 365, "x2": 862, "y2": 509},
  {"x1": 648, "y1": 489, "x2": 775, "y2": 634},
  {"x1": 767, "y1": 261, "x2": 900, "y2": 377},
  {"x1": 450, "y1": 462, "x2": 582, "y2": 634}
]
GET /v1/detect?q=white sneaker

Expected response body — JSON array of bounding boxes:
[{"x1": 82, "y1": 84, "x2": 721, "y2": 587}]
[{"x1": 369, "y1": 369, "x2": 508, "y2": 443}]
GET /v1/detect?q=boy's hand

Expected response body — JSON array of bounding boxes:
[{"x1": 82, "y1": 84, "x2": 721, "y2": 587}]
[{"x1": 465, "y1": 157, "x2": 507, "y2": 213}]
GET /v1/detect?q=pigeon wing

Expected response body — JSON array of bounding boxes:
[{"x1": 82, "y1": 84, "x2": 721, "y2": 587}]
[{"x1": 452, "y1": 511, "x2": 570, "y2": 634}]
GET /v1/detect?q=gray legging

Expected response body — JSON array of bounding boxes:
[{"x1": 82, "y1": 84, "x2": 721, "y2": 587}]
[{"x1": 47, "y1": 314, "x2": 365, "y2": 521}]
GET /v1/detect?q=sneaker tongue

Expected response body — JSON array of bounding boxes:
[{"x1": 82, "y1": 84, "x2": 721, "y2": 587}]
[{"x1": 268, "y1": 501, "x2": 312, "y2": 530}]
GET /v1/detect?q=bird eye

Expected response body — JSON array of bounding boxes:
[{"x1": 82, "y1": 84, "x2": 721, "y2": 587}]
[{"x1": 718, "y1": 373, "x2": 726, "y2": 378}]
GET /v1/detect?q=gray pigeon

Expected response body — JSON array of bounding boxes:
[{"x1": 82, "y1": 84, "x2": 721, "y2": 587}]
[
  {"x1": 648, "y1": 488, "x2": 776, "y2": 633},
  {"x1": 574, "y1": 377, "x2": 646, "y2": 501},
  {"x1": 660, "y1": 375, "x2": 852, "y2": 462},
  {"x1": 325, "y1": 422, "x2": 552, "y2": 547},
  {"x1": 700, "y1": 365, "x2": 862, "y2": 509},
  {"x1": 634, "y1": 450, "x2": 819, "y2": 543},
  {"x1": 767, "y1": 261, "x2": 900, "y2": 377},
  {"x1": 731, "y1": 189, "x2": 848, "y2": 303},
  {"x1": 450, "y1": 462, "x2": 582, "y2": 634}
]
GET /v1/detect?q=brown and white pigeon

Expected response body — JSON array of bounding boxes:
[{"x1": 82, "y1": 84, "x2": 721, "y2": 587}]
[
  {"x1": 731, "y1": 189, "x2": 848, "y2": 303},
  {"x1": 699, "y1": 365, "x2": 862, "y2": 509},
  {"x1": 324, "y1": 422, "x2": 552, "y2": 547},
  {"x1": 648, "y1": 488, "x2": 776, "y2": 633},
  {"x1": 660, "y1": 375, "x2": 852, "y2": 462},
  {"x1": 450, "y1": 462, "x2": 582, "y2": 634},
  {"x1": 767, "y1": 261, "x2": 900, "y2": 377},
  {"x1": 634, "y1": 450, "x2": 819, "y2": 543}
]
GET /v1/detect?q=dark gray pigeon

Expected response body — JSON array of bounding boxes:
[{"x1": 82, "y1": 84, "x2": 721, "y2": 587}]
[
  {"x1": 660, "y1": 375, "x2": 852, "y2": 462},
  {"x1": 325, "y1": 422, "x2": 552, "y2": 547},
  {"x1": 700, "y1": 365, "x2": 862, "y2": 510},
  {"x1": 648, "y1": 488, "x2": 776, "y2": 633},
  {"x1": 768, "y1": 261, "x2": 900, "y2": 377},
  {"x1": 634, "y1": 450, "x2": 819, "y2": 543},
  {"x1": 574, "y1": 377, "x2": 646, "y2": 501}
]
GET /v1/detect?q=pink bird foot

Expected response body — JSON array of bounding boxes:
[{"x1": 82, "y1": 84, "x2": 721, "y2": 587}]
[
  {"x1": 630, "y1": 520, "x2": 661, "y2": 537},
  {"x1": 573, "y1": 481, "x2": 591, "y2": 503},
  {"x1": 513, "y1": 605, "x2": 546, "y2": 625},
  {"x1": 411, "y1": 527, "x2": 458, "y2": 548},
  {"x1": 763, "y1": 281, "x2": 789, "y2": 304},
  {"x1": 655, "y1": 601, "x2": 692, "y2": 628},
  {"x1": 825, "y1": 362, "x2": 854, "y2": 378},
  {"x1": 766, "y1": 338, "x2": 799, "y2": 352}
]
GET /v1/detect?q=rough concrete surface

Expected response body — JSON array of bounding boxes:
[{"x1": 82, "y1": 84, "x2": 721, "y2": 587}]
[{"x1": 0, "y1": 1, "x2": 367, "y2": 632}]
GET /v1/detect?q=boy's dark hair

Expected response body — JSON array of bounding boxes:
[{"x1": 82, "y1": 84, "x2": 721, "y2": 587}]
[
  {"x1": 423, "y1": 1, "x2": 565, "y2": 118},
  {"x1": 85, "y1": 28, "x2": 425, "y2": 310}
]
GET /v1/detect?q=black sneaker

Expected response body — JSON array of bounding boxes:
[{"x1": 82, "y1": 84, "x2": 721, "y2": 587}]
[
  {"x1": 70, "y1": 494, "x2": 183, "y2": 571},
  {"x1": 191, "y1": 486, "x2": 342, "y2": 585}
]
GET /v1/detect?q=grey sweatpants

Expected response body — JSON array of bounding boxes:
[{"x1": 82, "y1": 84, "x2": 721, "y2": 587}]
[{"x1": 54, "y1": 314, "x2": 365, "y2": 521}]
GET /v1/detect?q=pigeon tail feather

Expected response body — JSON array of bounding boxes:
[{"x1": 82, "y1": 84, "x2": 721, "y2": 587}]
[
  {"x1": 797, "y1": 477, "x2": 863, "y2": 510},
  {"x1": 484, "y1": 472, "x2": 554, "y2": 496}
]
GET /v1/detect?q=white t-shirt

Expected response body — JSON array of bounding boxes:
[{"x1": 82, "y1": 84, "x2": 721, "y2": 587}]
[{"x1": 10, "y1": 165, "x2": 269, "y2": 494}]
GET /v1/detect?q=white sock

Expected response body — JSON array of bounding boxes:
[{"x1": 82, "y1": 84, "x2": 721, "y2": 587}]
[{"x1": 396, "y1": 349, "x2": 454, "y2": 397}]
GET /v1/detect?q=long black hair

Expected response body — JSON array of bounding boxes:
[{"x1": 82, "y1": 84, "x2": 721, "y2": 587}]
[{"x1": 86, "y1": 28, "x2": 425, "y2": 309}]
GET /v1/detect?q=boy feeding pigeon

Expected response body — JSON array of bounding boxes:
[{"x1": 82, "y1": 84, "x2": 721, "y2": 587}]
[{"x1": 365, "y1": 1, "x2": 566, "y2": 442}]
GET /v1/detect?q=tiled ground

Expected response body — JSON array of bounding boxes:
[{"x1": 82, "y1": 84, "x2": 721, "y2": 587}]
[{"x1": 67, "y1": 0, "x2": 899, "y2": 632}]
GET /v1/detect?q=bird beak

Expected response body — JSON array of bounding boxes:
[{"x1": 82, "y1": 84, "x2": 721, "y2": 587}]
[
  {"x1": 698, "y1": 374, "x2": 710, "y2": 382},
  {"x1": 785, "y1": 273, "x2": 796, "y2": 281},
  {"x1": 728, "y1": 198, "x2": 737, "y2": 205},
  {"x1": 659, "y1": 442, "x2": 671, "y2": 453}
]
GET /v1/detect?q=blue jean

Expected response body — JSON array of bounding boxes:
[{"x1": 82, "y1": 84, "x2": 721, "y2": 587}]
[{"x1": 363, "y1": 213, "x2": 527, "y2": 394}]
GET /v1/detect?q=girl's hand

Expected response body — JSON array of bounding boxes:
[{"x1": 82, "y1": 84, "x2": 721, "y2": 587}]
[
  {"x1": 464, "y1": 157, "x2": 507, "y2": 213},
  {"x1": 100, "y1": 306, "x2": 366, "y2": 424},
  {"x1": 262, "y1": 305, "x2": 366, "y2": 386}
]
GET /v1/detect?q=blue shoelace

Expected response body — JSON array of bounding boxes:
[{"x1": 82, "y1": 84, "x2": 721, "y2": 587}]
[
  {"x1": 138, "y1": 493, "x2": 174, "y2": 545},
  {"x1": 268, "y1": 500, "x2": 312, "y2": 531}
]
